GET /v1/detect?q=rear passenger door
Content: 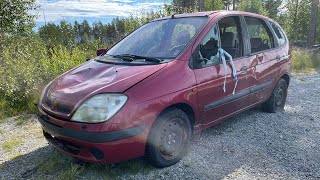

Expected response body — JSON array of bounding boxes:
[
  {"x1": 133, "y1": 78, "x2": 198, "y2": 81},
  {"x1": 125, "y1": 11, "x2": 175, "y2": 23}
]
[{"x1": 243, "y1": 16, "x2": 279, "y2": 104}]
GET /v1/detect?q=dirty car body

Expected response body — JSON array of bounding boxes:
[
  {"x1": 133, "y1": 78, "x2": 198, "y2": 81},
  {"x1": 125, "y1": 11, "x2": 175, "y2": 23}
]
[{"x1": 37, "y1": 11, "x2": 291, "y2": 167}]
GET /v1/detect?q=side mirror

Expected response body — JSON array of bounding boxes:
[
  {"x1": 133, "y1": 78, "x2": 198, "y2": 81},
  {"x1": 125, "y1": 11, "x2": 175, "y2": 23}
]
[{"x1": 96, "y1": 48, "x2": 107, "y2": 56}]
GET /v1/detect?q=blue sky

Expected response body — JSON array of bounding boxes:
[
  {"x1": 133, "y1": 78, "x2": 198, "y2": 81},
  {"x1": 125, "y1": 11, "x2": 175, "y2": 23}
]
[{"x1": 34, "y1": 0, "x2": 170, "y2": 29}]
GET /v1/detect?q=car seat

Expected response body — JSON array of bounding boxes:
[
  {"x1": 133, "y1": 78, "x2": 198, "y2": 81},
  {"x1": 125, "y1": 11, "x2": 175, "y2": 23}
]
[{"x1": 221, "y1": 32, "x2": 238, "y2": 58}]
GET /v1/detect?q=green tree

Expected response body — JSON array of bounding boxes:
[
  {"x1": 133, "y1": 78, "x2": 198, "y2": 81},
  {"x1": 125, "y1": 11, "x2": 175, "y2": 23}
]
[
  {"x1": 0, "y1": 0, "x2": 37, "y2": 36},
  {"x1": 80, "y1": 20, "x2": 91, "y2": 44},
  {"x1": 38, "y1": 23, "x2": 62, "y2": 49},
  {"x1": 238, "y1": 0, "x2": 267, "y2": 15},
  {"x1": 264, "y1": 0, "x2": 282, "y2": 20},
  {"x1": 204, "y1": 0, "x2": 225, "y2": 11},
  {"x1": 308, "y1": 0, "x2": 319, "y2": 47},
  {"x1": 285, "y1": 0, "x2": 311, "y2": 42},
  {"x1": 60, "y1": 20, "x2": 75, "y2": 48},
  {"x1": 173, "y1": 0, "x2": 196, "y2": 8}
]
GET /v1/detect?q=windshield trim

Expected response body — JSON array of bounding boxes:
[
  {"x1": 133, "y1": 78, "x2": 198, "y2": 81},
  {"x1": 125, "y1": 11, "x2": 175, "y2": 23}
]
[{"x1": 94, "y1": 54, "x2": 173, "y2": 66}]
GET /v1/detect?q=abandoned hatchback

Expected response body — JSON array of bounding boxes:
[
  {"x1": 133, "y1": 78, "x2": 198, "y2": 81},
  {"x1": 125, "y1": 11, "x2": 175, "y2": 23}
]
[{"x1": 37, "y1": 11, "x2": 291, "y2": 167}]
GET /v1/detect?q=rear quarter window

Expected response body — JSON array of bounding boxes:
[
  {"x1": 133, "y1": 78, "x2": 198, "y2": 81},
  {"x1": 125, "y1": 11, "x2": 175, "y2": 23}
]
[{"x1": 270, "y1": 22, "x2": 286, "y2": 47}]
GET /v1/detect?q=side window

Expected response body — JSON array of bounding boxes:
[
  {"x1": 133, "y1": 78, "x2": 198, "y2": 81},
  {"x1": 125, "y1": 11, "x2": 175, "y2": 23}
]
[
  {"x1": 191, "y1": 16, "x2": 244, "y2": 69},
  {"x1": 218, "y1": 16, "x2": 243, "y2": 58},
  {"x1": 191, "y1": 24, "x2": 221, "y2": 69},
  {"x1": 244, "y1": 17, "x2": 275, "y2": 53},
  {"x1": 270, "y1": 22, "x2": 286, "y2": 47}
]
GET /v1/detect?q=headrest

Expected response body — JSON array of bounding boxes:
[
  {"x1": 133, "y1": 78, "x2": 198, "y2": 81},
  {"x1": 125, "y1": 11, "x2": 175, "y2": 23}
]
[{"x1": 221, "y1": 32, "x2": 234, "y2": 48}]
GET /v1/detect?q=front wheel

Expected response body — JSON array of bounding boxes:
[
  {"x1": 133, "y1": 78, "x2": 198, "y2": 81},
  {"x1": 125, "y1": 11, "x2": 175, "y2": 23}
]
[
  {"x1": 262, "y1": 78, "x2": 288, "y2": 113},
  {"x1": 146, "y1": 108, "x2": 192, "y2": 168}
]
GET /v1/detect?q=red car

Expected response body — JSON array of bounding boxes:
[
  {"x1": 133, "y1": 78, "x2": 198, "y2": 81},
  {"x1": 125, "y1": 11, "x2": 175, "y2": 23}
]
[{"x1": 37, "y1": 11, "x2": 291, "y2": 167}]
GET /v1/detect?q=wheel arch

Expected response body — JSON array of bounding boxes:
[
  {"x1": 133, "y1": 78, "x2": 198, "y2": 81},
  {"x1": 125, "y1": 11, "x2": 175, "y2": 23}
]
[
  {"x1": 281, "y1": 74, "x2": 290, "y2": 87},
  {"x1": 158, "y1": 103, "x2": 196, "y2": 130}
]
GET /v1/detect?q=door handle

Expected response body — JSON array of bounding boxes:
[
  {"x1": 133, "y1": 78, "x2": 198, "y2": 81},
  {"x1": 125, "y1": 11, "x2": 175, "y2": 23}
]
[
  {"x1": 276, "y1": 55, "x2": 281, "y2": 61},
  {"x1": 240, "y1": 66, "x2": 248, "y2": 72}
]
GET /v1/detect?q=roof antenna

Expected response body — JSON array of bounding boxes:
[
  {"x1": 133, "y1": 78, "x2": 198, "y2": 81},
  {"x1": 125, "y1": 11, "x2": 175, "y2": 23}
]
[{"x1": 171, "y1": 14, "x2": 175, "y2": 19}]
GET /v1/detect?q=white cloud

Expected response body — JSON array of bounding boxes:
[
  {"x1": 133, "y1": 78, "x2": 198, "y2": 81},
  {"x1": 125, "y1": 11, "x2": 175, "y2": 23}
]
[{"x1": 35, "y1": 0, "x2": 165, "y2": 22}]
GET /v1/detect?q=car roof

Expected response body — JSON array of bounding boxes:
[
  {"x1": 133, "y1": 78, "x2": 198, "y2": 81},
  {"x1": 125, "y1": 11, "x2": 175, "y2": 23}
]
[{"x1": 152, "y1": 10, "x2": 273, "y2": 22}]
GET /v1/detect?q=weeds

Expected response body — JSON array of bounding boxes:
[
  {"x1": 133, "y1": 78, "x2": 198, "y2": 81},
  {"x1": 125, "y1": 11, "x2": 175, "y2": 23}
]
[
  {"x1": 291, "y1": 48, "x2": 320, "y2": 74},
  {"x1": 14, "y1": 146, "x2": 153, "y2": 179},
  {"x1": 114, "y1": 158, "x2": 153, "y2": 175},
  {"x1": 2, "y1": 139, "x2": 24, "y2": 152},
  {"x1": 37, "y1": 150, "x2": 70, "y2": 174},
  {"x1": 9, "y1": 153, "x2": 22, "y2": 159},
  {"x1": 15, "y1": 115, "x2": 32, "y2": 125},
  {"x1": 0, "y1": 35, "x2": 87, "y2": 119},
  {"x1": 57, "y1": 163, "x2": 84, "y2": 180}
]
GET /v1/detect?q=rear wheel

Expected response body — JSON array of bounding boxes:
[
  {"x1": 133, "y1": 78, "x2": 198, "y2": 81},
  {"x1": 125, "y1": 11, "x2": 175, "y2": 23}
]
[
  {"x1": 146, "y1": 108, "x2": 192, "y2": 168},
  {"x1": 262, "y1": 79, "x2": 288, "y2": 113}
]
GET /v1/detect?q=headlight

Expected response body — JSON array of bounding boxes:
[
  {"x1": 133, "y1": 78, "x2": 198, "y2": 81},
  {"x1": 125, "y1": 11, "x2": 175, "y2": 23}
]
[{"x1": 71, "y1": 94, "x2": 128, "y2": 123}]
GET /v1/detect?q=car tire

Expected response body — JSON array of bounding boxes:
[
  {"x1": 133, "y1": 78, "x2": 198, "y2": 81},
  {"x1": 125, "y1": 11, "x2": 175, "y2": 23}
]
[
  {"x1": 146, "y1": 108, "x2": 192, "y2": 168},
  {"x1": 262, "y1": 78, "x2": 288, "y2": 113}
]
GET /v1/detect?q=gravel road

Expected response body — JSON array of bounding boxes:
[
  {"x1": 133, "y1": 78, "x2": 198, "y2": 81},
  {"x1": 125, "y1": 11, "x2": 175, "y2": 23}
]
[{"x1": 1, "y1": 73, "x2": 320, "y2": 180}]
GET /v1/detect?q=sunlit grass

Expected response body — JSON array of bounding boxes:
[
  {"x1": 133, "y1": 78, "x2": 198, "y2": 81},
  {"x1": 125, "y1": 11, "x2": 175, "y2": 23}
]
[
  {"x1": 2, "y1": 139, "x2": 24, "y2": 152},
  {"x1": 9, "y1": 153, "x2": 22, "y2": 159},
  {"x1": 291, "y1": 48, "x2": 320, "y2": 74},
  {"x1": 15, "y1": 115, "x2": 30, "y2": 126}
]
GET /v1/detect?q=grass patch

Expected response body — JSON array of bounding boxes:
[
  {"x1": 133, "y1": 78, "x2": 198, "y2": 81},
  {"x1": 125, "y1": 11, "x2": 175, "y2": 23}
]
[
  {"x1": 57, "y1": 163, "x2": 84, "y2": 180},
  {"x1": 0, "y1": 128, "x2": 4, "y2": 134},
  {"x1": 75, "y1": 158, "x2": 152, "y2": 179},
  {"x1": 37, "y1": 150, "x2": 71, "y2": 174},
  {"x1": 24, "y1": 123, "x2": 44, "y2": 138},
  {"x1": 291, "y1": 48, "x2": 320, "y2": 74},
  {"x1": 9, "y1": 153, "x2": 22, "y2": 159},
  {"x1": 83, "y1": 164, "x2": 119, "y2": 180},
  {"x1": 37, "y1": 149, "x2": 85, "y2": 179},
  {"x1": 114, "y1": 158, "x2": 152, "y2": 175},
  {"x1": 15, "y1": 115, "x2": 31, "y2": 126},
  {"x1": 34, "y1": 149, "x2": 154, "y2": 179},
  {"x1": 2, "y1": 139, "x2": 24, "y2": 152}
]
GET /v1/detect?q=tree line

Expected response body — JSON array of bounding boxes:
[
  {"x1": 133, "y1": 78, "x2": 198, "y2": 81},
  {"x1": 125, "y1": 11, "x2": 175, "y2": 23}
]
[{"x1": 34, "y1": 0, "x2": 320, "y2": 50}]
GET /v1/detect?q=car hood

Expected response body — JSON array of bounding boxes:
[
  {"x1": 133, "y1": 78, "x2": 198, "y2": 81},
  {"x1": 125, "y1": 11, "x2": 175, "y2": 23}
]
[{"x1": 41, "y1": 60, "x2": 167, "y2": 117}]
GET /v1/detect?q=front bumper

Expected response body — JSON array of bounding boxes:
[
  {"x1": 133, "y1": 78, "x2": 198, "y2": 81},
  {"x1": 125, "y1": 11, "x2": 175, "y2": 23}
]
[{"x1": 38, "y1": 115, "x2": 150, "y2": 163}]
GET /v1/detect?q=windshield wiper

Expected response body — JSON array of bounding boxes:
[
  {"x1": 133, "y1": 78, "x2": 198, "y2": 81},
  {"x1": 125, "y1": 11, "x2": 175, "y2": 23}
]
[{"x1": 113, "y1": 54, "x2": 162, "y2": 63}]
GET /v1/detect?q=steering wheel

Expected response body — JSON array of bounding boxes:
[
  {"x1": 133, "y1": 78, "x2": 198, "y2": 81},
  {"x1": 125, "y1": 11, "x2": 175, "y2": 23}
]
[{"x1": 263, "y1": 39, "x2": 269, "y2": 45}]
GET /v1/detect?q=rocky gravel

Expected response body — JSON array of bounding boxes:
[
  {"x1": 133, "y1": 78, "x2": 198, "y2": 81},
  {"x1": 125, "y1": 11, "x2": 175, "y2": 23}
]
[{"x1": 1, "y1": 73, "x2": 320, "y2": 180}]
